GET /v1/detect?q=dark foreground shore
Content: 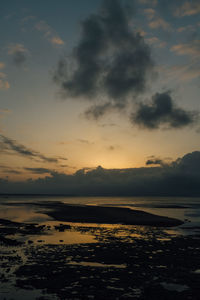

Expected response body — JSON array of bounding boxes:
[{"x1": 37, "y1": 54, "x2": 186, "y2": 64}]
[{"x1": 0, "y1": 216, "x2": 200, "y2": 300}]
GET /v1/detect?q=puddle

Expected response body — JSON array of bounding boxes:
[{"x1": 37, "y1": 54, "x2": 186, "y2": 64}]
[
  {"x1": 115, "y1": 231, "x2": 142, "y2": 239},
  {"x1": 67, "y1": 261, "x2": 127, "y2": 268},
  {"x1": 192, "y1": 269, "x2": 200, "y2": 274},
  {"x1": 29, "y1": 229, "x2": 97, "y2": 244},
  {"x1": 157, "y1": 238, "x2": 171, "y2": 241},
  {"x1": 160, "y1": 282, "x2": 189, "y2": 292}
]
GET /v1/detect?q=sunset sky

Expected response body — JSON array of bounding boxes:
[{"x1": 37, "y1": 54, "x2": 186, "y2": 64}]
[{"x1": 0, "y1": 0, "x2": 200, "y2": 184}]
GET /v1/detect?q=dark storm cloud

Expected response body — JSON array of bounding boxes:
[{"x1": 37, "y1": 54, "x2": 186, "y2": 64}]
[
  {"x1": 131, "y1": 92, "x2": 197, "y2": 129},
  {"x1": 0, "y1": 134, "x2": 59, "y2": 163},
  {"x1": 173, "y1": 151, "x2": 200, "y2": 173},
  {"x1": 52, "y1": 0, "x2": 198, "y2": 130},
  {"x1": 54, "y1": 0, "x2": 153, "y2": 107},
  {"x1": 1, "y1": 151, "x2": 200, "y2": 196}
]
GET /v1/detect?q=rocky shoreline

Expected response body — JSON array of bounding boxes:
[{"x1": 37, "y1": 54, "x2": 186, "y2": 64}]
[{"x1": 0, "y1": 216, "x2": 200, "y2": 299}]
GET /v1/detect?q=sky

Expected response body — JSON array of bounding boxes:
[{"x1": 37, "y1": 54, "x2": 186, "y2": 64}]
[{"x1": 0, "y1": 0, "x2": 200, "y2": 194}]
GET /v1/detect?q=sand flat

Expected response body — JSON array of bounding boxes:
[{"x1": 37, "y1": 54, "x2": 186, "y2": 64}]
[{"x1": 40, "y1": 203, "x2": 183, "y2": 226}]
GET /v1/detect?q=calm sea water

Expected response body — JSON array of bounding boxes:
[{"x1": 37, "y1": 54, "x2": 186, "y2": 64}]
[{"x1": 0, "y1": 195, "x2": 200, "y2": 234}]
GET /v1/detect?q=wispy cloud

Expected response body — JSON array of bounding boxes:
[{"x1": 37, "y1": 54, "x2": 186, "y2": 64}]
[
  {"x1": 99, "y1": 123, "x2": 117, "y2": 128},
  {"x1": 0, "y1": 109, "x2": 11, "y2": 118},
  {"x1": 177, "y1": 25, "x2": 195, "y2": 33},
  {"x1": 21, "y1": 15, "x2": 36, "y2": 24},
  {"x1": 0, "y1": 63, "x2": 10, "y2": 90},
  {"x1": 3, "y1": 169, "x2": 21, "y2": 175},
  {"x1": 0, "y1": 80, "x2": 10, "y2": 90},
  {"x1": 171, "y1": 40, "x2": 200, "y2": 59},
  {"x1": 138, "y1": 0, "x2": 158, "y2": 6},
  {"x1": 84, "y1": 103, "x2": 115, "y2": 120},
  {"x1": 0, "y1": 72, "x2": 6, "y2": 79},
  {"x1": 158, "y1": 56, "x2": 200, "y2": 83},
  {"x1": 24, "y1": 167, "x2": 53, "y2": 174},
  {"x1": 0, "y1": 165, "x2": 21, "y2": 175},
  {"x1": 77, "y1": 139, "x2": 94, "y2": 145},
  {"x1": 35, "y1": 20, "x2": 64, "y2": 46},
  {"x1": 175, "y1": 1, "x2": 200, "y2": 17},
  {"x1": 146, "y1": 37, "x2": 159, "y2": 44},
  {"x1": 0, "y1": 134, "x2": 60, "y2": 163},
  {"x1": 0, "y1": 109, "x2": 10, "y2": 113},
  {"x1": 144, "y1": 8, "x2": 156, "y2": 20},
  {"x1": 50, "y1": 36, "x2": 65, "y2": 46},
  {"x1": 149, "y1": 17, "x2": 171, "y2": 31},
  {"x1": 21, "y1": 16, "x2": 64, "y2": 46},
  {"x1": 56, "y1": 156, "x2": 68, "y2": 161},
  {"x1": 0, "y1": 62, "x2": 5, "y2": 69},
  {"x1": 169, "y1": 64, "x2": 200, "y2": 82},
  {"x1": 144, "y1": 8, "x2": 171, "y2": 31},
  {"x1": 146, "y1": 36, "x2": 166, "y2": 48},
  {"x1": 8, "y1": 43, "x2": 29, "y2": 66}
]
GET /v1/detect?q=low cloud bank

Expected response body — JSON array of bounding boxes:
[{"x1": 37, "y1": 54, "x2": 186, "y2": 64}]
[{"x1": 1, "y1": 151, "x2": 200, "y2": 196}]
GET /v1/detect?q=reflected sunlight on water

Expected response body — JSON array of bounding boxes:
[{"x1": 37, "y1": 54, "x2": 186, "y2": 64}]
[
  {"x1": 29, "y1": 229, "x2": 97, "y2": 245},
  {"x1": 67, "y1": 261, "x2": 127, "y2": 268}
]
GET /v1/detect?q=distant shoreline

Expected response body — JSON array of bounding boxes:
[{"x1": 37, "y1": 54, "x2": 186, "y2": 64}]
[{"x1": 1, "y1": 194, "x2": 200, "y2": 198}]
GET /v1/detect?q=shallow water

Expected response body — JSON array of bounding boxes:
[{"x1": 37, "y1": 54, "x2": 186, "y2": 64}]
[{"x1": 0, "y1": 195, "x2": 200, "y2": 235}]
